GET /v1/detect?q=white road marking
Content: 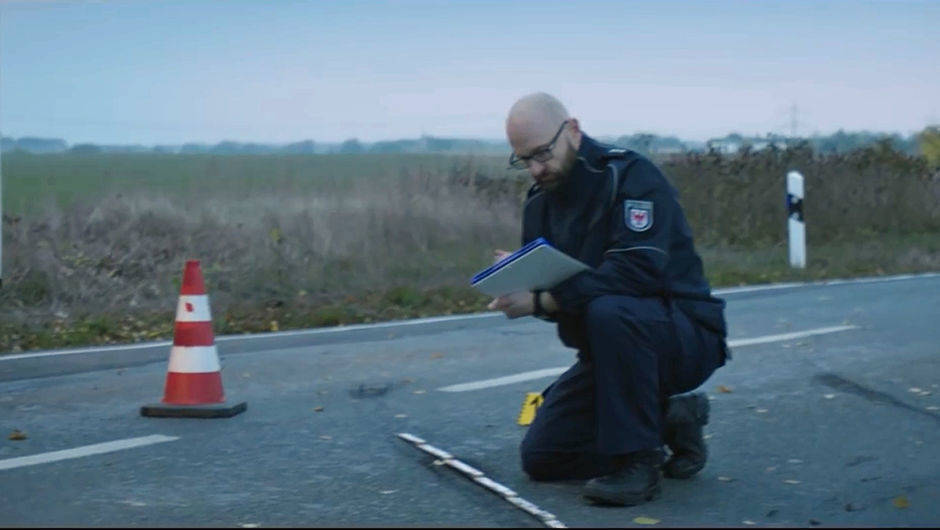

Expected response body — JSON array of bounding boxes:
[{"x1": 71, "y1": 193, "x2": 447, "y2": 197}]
[
  {"x1": 0, "y1": 340, "x2": 175, "y2": 362},
  {"x1": 3, "y1": 271, "x2": 934, "y2": 362},
  {"x1": 0, "y1": 434, "x2": 179, "y2": 471},
  {"x1": 439, "y1": 367, "x2": 572, "y2": 393},
  {"x1": 0, "y1": 313, "x2": 502, "y2": 362},
  {"x1": 728, "y1": 324, "x2": 857, "y2": 347},
  {"x1": 438, "y1": 324, "x2": 859, "y2": 392},
  {"x1": 711, "y1": 271, "x2": 938, "y2": 295},
  {"x1": 713, "y1": 282, "x2": 805, "y2": 295}
]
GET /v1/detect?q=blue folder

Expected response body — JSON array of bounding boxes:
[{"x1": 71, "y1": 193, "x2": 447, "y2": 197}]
[{"x1": 470, "y1": 238, "x2": 590, "y2": 297}]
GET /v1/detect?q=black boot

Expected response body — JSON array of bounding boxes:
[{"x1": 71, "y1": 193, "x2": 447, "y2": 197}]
[
  {"x1": 582, "y1": 449, "x2": 663, "y2": 506},
  {"x1": 663, "y1": 392, "x2": 709, "y2": 479}
]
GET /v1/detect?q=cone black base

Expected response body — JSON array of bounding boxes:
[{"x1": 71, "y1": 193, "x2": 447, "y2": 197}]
[{"x1": 141, "y1": 401, "x2": 247, "y2": 418}]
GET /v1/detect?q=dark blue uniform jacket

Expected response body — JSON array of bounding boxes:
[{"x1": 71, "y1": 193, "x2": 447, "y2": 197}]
[{"x1": 522, "y1": 135, "x2": 729, "y2": 354}]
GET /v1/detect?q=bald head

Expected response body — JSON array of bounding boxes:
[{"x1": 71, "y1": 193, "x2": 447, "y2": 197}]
[
  {"x1": 505, "y1": 92, "x2": 582, "y2": 191},
  {"x1": 506, "y1": 92, "x2": 570, "y2": 137}
]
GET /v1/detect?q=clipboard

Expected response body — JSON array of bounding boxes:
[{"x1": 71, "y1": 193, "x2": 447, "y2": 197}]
[{"x1": 470, "y1": 237, "x2": 590, "y2": 297}]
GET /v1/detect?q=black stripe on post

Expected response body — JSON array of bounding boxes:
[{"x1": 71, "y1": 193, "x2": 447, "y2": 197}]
[{"x1": 786, "y1": 194, "x2": 804, "y2": 222}]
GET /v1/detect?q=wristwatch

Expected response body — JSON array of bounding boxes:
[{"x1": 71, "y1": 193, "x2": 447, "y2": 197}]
[{"x1": 533, "y1": 290, "x2": 550, "y2": 320}]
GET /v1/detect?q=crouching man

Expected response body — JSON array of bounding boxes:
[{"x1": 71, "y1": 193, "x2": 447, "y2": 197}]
[{"x1": 488, "y1": 93, "x2": 729, "y2": 506}]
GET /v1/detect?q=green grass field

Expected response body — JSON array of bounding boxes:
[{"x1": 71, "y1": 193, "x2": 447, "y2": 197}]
[
  {"x1": 1, "y1": 147, "x2": 938, "y2": 352},
  {"x1": 2, "y1": 152, "x2": 514, "y2": 214}
]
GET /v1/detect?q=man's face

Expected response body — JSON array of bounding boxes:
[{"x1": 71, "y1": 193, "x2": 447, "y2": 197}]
[{"x1": 508, "y1": 120, "x2": 578, "y2": 192}]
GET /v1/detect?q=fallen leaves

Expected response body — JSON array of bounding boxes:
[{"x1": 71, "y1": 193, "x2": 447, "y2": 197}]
[
  {"x1": 313, "y1": 406, "x2": 324, "y2": 412},
  {"x1": 892, "y1": 496, "x2": 910, "y2": 509},
  {"x1": 717, "y1": 385, "x2": 733, "y2": 393},
  {"x1": 8, "y1": 429, "x2": 27, "y2": 441},
  {"x1": 633, "y1": 516, "x2": 660, "y2": 525}
]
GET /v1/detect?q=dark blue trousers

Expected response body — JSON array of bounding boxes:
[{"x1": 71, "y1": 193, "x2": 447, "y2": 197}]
[{"x1": 520, "y1": 295, "x2": 726, "y2": 481}]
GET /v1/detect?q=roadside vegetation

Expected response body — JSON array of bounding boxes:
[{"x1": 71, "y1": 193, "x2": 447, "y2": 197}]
[{"x1": 2, "y1": 142, "x2": 938, "y2": 352}]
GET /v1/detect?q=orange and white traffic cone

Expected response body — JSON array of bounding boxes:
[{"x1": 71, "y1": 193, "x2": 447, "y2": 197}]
[{"x1": 141, "y1": 260, "x2": 246, "y2": 418}]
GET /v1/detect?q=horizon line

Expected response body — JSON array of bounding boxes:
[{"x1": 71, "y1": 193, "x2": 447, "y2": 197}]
[{"x1": 1, "y1": 127, "x2": 929, "y2": 149}]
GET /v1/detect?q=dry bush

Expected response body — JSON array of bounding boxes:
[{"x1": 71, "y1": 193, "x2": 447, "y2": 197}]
[
  {"x1": 1, "y1": 165, "x2": 522, "y2": 326},
  {"x1": 661, "y1": 142, "x2": 940, "y2": 247}
]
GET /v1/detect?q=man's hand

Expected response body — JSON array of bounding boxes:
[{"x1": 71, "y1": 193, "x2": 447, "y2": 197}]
[
  {"x1": 493, "y1": 249, "x2": 511, "y2": 264},
  {"x1": 487, "y1": 291, "x2": 534, "y2": 319}
]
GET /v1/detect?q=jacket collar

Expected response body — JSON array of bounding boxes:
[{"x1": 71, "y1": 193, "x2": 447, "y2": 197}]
[
  {"x1": 549, "y1": 134, "x2": 609, "y2": 201},
  {"x1": 575, "y1": 134, "x2": 611, "y2": 172}
]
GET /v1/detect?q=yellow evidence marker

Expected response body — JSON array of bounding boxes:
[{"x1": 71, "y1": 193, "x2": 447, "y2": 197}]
[{"x1": 517, "y1": 392, "x2": 544, "y2": 426}]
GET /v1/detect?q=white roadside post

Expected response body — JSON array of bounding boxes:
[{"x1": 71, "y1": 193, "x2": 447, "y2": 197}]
[{"x1": 787, "y1": 170, "x2": 806, "y2": 268}]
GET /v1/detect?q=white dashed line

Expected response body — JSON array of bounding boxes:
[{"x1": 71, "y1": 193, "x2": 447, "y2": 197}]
[
  {"x1": 0, "y1": 434, "x2": 179, "y2": 471},
  {"x1": 438, "y1": 324, "x2": 859, "y2": 392},
  {"x1": 728, "y1": 325, "x2": 857, "y2": 347},
  {"x1": 439, "y1": 367, "x2": 571, "y2": 393}
]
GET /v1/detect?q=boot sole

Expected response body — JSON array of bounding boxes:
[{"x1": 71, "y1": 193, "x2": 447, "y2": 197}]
[{"x1": 582, "y1": 482, "x2": 662, "y2": 507}]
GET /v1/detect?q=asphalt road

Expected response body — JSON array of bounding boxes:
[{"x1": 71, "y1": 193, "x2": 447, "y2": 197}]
[{"x1": 1, "y1": 274, "x2": 938, "y2": 527}]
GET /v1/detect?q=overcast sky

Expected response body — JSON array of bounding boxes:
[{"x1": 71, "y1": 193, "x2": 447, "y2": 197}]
[{"x1": 1, "y1": 0, "x2": 937, "y2": 144}]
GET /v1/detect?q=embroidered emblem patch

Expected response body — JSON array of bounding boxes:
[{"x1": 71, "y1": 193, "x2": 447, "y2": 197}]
[{"x1": 624, "y1": 200, "x2": 653, "y2": 232}]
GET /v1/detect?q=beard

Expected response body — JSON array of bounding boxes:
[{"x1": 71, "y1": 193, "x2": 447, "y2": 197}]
[
  {"x1": 538, "y1": 150, "x2": 578, "y2": 192},
  {"x1": 537, "y1": 172, "x2": 565, "y2": 191}
]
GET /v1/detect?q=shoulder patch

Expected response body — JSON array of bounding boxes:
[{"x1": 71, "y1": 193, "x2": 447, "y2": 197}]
[{"x1": 624, "y1": 199, "x2": 653, "y2": 232}]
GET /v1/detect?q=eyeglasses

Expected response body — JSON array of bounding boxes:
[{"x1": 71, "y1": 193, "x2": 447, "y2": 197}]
[{"x1": 508, "y1": 121, "x2": 568, "y2": 170}]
